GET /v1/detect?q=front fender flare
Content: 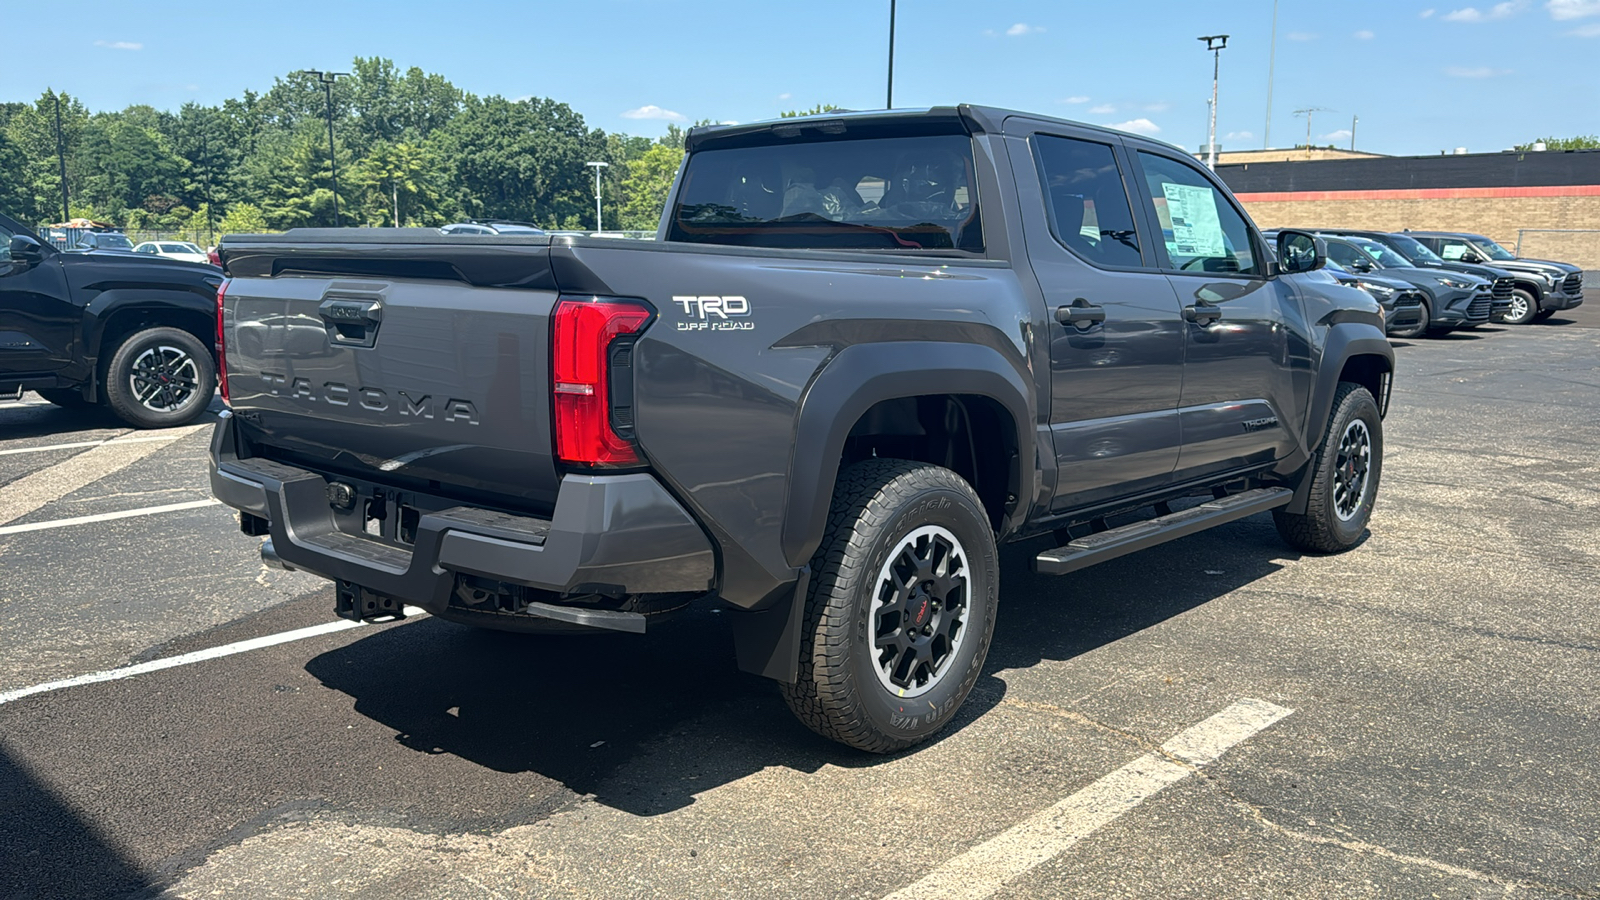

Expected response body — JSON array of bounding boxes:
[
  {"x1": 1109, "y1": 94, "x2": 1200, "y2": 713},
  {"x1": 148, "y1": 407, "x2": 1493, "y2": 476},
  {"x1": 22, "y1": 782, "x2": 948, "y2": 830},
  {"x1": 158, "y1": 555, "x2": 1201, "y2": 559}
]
[
  {"x1": 1288, "y1": 324, "x2": 1393, "y2": 514},
  {"x1": 780, "y1": 341, "x2": 1034, "y2": 568}
]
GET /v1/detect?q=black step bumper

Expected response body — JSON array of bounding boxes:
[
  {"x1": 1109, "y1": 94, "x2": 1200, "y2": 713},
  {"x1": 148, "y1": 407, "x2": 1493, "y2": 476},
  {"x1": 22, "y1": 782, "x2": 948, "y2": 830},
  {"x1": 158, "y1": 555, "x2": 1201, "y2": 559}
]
[{"x1": 208, "y1": 414, "x2": 716, "y2": 612}]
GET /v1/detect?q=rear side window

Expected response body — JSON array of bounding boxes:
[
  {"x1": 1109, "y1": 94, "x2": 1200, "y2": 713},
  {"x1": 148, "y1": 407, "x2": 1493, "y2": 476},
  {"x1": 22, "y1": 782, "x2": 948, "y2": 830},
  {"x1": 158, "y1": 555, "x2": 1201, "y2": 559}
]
[
  {"x1": 1135, "y1": 152, "x2": 1260, "y2": 276},
  {"x1": 1033, "y1": 135, "x2": 1143, "y2": 268},
  {"x1": 668, "y1": 134, "x2": 983, "y2": 251}
]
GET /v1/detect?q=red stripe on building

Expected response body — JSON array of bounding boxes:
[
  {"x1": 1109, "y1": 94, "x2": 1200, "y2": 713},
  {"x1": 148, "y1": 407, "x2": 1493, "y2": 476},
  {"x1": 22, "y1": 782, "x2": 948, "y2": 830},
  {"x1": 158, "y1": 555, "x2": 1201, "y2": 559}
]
[{"x1": 1234, "y1": 185, "x2": 1600, "y2": 202}]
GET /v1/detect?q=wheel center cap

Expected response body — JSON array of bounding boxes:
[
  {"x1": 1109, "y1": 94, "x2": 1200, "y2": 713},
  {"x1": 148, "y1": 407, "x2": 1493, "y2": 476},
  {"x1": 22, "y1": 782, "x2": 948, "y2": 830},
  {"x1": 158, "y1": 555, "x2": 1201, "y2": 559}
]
[{"x1": 908, "y1": 593, "x2": 932, "y2": 629}]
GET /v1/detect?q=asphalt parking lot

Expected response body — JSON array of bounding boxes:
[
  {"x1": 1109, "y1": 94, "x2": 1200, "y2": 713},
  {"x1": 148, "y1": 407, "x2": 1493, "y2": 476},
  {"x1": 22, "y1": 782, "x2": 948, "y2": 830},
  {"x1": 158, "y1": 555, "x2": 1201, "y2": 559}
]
[{"x1": 2, "y1": 306, "x2": 1598, "y2": 900}]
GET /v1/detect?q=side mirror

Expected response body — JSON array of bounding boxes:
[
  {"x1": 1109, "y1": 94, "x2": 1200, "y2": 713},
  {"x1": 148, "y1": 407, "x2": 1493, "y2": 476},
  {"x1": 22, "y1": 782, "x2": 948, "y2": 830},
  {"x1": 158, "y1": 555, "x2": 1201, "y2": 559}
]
[
  {"x1": 8, "y1": 234, "x2": 47, "y2": 268},
  {"x1": 1462, "y1": 253, "x2": 1483, "y2": 264},
  {"x1": 1276, "y1": 230, "x2": 1327, "y2": 274}
]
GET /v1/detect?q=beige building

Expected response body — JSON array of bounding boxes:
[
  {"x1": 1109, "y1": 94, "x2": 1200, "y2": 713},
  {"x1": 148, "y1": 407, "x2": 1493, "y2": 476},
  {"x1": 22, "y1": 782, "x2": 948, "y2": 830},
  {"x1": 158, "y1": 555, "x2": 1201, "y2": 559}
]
[{"x1": 1218, "y1": 150, "x2": 1600, "y2": 269}]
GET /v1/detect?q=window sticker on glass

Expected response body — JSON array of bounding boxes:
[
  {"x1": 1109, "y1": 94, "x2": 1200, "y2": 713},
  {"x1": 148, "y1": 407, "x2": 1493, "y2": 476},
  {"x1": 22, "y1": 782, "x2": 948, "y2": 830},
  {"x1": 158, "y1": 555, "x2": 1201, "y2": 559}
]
[{"x1": 1159, "y1": 183, "x2": 1226, "y2": 258}]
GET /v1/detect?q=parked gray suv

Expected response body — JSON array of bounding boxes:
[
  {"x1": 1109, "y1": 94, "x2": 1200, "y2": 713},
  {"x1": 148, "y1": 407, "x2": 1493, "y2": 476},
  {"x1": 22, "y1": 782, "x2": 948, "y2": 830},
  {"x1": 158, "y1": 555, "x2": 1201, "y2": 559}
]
[{"x1": 1407, "y1": 231, "x2": 1583, "y2": 323}]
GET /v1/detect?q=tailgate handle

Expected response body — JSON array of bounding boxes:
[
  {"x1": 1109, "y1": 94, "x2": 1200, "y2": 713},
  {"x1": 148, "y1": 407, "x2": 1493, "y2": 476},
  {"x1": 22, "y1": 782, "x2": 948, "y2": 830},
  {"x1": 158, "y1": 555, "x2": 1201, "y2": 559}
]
[{"x1": 319, "y1": 298, "x2": 383, "y2": 348}]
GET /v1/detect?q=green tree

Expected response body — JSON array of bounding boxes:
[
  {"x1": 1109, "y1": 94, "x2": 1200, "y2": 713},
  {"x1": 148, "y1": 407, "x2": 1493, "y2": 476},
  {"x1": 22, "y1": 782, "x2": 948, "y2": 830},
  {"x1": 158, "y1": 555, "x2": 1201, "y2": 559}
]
[
  {"x1": 355, "y1": 141, "x2": 450, "y2": 226},
  {"x1": 238, "y1": 122, "x2": 355, "y2": 229},
  {"x1": 616, "y1": 142, "x2": 684, "y2": 231},
  {"x1": 216, "y1": 202, "x2": 270, "y2": 235},
  {"x1": 435, "y1": 95, "x2": 602, "y2": 226},
  {"x1": 779, "y1": 104, "x2": 840, "y2": 118},
  {"x1": 76, "y1": 109, "x2": 188, "y2": 223},
  {"x1": 4, "y1": 90, "x2": 89, "y2": 223},
  {"x1": 1514, "y1": 135, "x2": 1600, "y2": 151}
]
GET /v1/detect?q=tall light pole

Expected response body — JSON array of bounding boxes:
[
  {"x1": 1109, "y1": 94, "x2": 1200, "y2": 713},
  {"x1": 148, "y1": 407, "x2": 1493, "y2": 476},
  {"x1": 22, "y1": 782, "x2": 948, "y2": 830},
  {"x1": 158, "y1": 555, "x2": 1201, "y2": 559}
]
[
  {"x1": 886, "y1": 0, "x2": 896, "y2": 109},
  {"x1": 306, "y1": 70, "x2": 348, "y2": 226},
  {"x1": 1264, "y1": 0, "x2": 1279, "y2": 149},
  {"x1": 1198, "y1": 35, "x2": 1229, "y2": 169},
  {"x1": 52, "y1": 90, "x2": 70, "y2": 223},
  {"x1": 1350, "y1": 114, "x2": 1359, "y2": 151},
  {"x1": 587, "y1": 161, "x2": 609, "y2": 231}
]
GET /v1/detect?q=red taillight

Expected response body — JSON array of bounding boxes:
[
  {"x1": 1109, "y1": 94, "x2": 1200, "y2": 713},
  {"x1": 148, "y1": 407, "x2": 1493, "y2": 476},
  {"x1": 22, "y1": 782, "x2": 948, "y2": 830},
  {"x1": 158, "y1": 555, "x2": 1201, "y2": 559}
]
[
  {"x1": 551, "y1": 297, "x2": 653, "y2": 467},
  {"x1": 215, "y1": 278, "x2": 230, "y2": 405}
]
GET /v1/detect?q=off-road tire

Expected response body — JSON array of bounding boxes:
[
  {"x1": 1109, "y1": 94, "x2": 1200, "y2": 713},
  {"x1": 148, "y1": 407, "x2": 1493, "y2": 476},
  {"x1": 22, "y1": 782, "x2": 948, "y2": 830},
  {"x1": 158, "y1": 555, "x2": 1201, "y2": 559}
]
[
  {"x1": 1274, "y1": 382, "x2": 1382, "y2": 553},
  {"x1": 103, "y1": 326, "x2": 216, "y2": 429},
  {"x1": 1501, "y1": 288, "x2": 1539, "y2": 325},
  {"x1": 1388, "y1": 300, "x2": 1429, "y2": 340},
  {"x1": 780, "y1": 459, "x2": 998, "y2": 753},
  {"x1": 35, "y1": 388, "x2": 95, "y2": 409}
]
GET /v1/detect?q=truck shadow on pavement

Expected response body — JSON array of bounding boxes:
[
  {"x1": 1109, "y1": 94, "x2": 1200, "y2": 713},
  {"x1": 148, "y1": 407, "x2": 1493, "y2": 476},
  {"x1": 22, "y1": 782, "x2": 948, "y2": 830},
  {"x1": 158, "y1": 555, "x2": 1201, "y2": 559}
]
[
  {"x1": 0, "y1": 743, "x2": 156, "y2": 900},
  {"x1": 306, "y1": 515, "x2": 1302, "y2": 821}
]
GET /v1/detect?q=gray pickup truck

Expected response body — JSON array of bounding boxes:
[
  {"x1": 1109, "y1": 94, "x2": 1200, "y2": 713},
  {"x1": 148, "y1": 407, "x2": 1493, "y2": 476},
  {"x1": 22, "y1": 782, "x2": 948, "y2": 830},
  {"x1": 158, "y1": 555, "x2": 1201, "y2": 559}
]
[{"x1": 211, "y1": 106, "x2": 1393, "y2": 752}]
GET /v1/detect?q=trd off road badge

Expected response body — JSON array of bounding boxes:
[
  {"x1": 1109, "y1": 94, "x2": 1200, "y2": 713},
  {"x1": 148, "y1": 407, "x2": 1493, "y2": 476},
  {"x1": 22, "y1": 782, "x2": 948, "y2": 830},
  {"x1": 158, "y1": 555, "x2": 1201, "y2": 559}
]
[{"x1": 673, "y1": 295, "x2": 754, "y2": 331}]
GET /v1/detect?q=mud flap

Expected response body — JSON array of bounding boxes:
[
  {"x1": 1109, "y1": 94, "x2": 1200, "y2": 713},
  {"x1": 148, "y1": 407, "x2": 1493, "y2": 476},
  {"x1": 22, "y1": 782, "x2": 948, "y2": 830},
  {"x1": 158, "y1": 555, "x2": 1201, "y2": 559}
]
[{"x1": 729, "y1": 567, "x2": 809, "y2": 683}]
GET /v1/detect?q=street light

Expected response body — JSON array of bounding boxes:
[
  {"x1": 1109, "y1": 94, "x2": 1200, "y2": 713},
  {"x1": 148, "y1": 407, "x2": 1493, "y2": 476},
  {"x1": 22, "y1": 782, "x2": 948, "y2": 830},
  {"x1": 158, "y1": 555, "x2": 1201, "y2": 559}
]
[
  {"x1": 586, "y1": 161, "x2": 609, "y2": 231},
  {"x1": 305, "y1": 70, "x2": 348, "y2": 226},
  {"x1": 1198, "y1": 34, "x2": 1229, "y2": 169}
]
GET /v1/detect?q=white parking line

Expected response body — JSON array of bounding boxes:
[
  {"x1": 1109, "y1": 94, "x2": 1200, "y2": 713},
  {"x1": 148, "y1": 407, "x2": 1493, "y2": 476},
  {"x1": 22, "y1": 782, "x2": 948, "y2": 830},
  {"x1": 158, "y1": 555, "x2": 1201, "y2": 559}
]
[
  {"x1": 0, "y1": 498, "x2": 222, "y2": 536},
  {"x1": 881, "y1": 699, "x2": 1294, "y2": 900},
  {"x1": 0, "y1": 607, "x2": 428, "y2": 706},
  {"x1": 0, "y1": 434, "x2": 176, "y2": 456},
  {"x1": 0, "y1": 425, "x2": 208, "y2": 525}
]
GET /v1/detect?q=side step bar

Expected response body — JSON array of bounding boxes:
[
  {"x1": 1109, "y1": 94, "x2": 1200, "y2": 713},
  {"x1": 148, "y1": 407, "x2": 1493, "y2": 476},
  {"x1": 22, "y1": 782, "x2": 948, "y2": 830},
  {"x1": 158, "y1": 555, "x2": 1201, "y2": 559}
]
[{"x1": 1034, "y1": 487, "x2": 1293, "y2": 576}]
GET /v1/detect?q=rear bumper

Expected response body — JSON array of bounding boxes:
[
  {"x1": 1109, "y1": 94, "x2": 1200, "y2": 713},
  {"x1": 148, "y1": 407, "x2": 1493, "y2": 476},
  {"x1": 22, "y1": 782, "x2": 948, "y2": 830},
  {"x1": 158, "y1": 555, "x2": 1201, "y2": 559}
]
[{"x1": 209, "y1": 414, "x2": 715, "y2": 612}]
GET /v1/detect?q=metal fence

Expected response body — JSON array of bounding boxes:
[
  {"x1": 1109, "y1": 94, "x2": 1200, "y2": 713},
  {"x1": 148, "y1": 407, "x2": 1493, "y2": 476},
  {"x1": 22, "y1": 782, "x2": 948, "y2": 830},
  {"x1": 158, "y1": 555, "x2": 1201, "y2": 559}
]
[
  {"x1": 37, "y1": 225, "x2": 656, "y2": 251},
  {"x1": 1515, "y1": 230, "x2": 1600, "y2": 271}
]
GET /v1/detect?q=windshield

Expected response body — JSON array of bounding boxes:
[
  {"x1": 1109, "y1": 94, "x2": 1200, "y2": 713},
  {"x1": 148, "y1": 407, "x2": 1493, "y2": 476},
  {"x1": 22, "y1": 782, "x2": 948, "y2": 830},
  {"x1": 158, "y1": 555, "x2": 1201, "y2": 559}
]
[
  {"x1": 668, "y1": 133, "x2": 982, "y2": 251},
  {"x1": 98, "y1": 234, "x2": 134, "y2": 250},
  {"x1": 1385, "y1": 234, "x2": 1445, "y2": 265},
  {"x1": 1476, "y1": 237, "x2": 1517, "y2": 260},
  {"x1": 1348, "y1": 237, "x2": 1411, "y2": 268}
]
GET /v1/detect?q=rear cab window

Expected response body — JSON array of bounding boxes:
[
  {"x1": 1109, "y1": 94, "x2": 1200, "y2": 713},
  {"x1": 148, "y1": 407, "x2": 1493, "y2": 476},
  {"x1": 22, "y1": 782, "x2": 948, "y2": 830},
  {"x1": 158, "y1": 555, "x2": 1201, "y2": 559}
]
[
  {"x1": 668, "y1": 128, "x2": 983, "y2": 252},
  {"x1": 1032, "y1": 134, "x2": 1145, "y2": 269}
]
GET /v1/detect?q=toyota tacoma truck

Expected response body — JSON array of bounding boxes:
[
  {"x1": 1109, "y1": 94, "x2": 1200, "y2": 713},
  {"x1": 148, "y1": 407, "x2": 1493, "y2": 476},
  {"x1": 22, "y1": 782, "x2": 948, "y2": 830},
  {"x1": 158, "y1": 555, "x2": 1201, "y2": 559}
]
[
  {"x1": 1407, "y1": 230, "x2": 1584, "y2": 324},
  {"x1": 2, "y1": 212, "x2": 223, "y2": 427},
  {"x1": 210, "y1": 106, "x2": 1393, "y2": 752}
]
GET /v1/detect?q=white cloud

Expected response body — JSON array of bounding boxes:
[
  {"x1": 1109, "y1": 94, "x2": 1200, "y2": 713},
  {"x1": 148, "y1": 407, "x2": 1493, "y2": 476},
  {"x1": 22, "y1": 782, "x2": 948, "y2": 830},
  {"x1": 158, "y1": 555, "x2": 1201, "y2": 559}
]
[
  {"x1": 1420, "y1": 7, "x2": 1437, "y2": 15},
  {"x1": 1060, "y1": 95, "x2": 1090, "y2": 104},
  {"x1": 777, "y1": 92, "x2": 792, "y2": 101},
  {"x1": 1547, "y1": 0, "x2": 1600, "y2": 18},
  {"x1": 1144, "y1": 101, "x2": 1171, "y2": 112},
  {"x1": 1006, "y1": 22, "x2": 1044, "y2": 36},
  {"x1": 1108, "y1": 118, "x2": 1161, "y2": 135},
  {"x1": 1445, "y1": 65, "x2": 1513, "y2": 76},
  {"x1": 1570, "y1": 20, "x2": 1600, "y2": 33},
  {"x1": 1321, "y1": 129, "x2": 1354, "y2": 141},
  {"x1": 94, "y1": 40, "x2": 143, "y2": 50},
  {"x1": 1089, "y1": 104, "x2": 1117, "y2": 114},
  {"x1": 1287, "y1": 31, "x2": 1319, "y2": 40},
  {"x1": 1226, "y1": 130, "x2": 1255, "y2": 140},
  {"x1": 1443, "y1": 1, "x2": 1527, "y2": 21},
  {"x1": 620, "y1": 105, "x2": 687, "y2": 122},
  {"x1": 1354, "y1": 29, "x2": 1376, "y2": 39}
]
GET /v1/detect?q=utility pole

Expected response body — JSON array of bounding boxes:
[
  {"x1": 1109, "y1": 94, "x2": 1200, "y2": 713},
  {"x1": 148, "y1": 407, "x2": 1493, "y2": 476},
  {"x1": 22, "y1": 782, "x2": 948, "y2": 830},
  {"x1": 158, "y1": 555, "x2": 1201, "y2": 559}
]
[
  {"x1": 586, "y1": 161, "x2": 609, "y2": 231},
  {"x1": 1264, "y1": 0, "x2": 1279, "y2": 149},
  {"x1": 1294, "y1": 107, "x2": 1331, "y2": 153},
  {"x1": 1351, "y1": 114, "x2": 1358, "y2": 151},
  {"x1": 306, "y1": 70, "x2": 348, "y2": 226},
  {"x1": 52, "y1": 91, "x2": 69, "y2": 223},
  {"x1": 886, "y1": 0, "x2": 896, "y2": 109},
  {"x1": 1198, "y1": 35, "x2": 1229, "y2": 169}
]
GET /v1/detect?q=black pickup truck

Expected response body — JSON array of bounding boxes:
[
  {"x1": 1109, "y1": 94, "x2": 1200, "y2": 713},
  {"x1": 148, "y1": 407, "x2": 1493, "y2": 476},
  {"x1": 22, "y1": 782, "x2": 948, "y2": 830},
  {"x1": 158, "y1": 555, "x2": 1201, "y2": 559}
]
[
  {"x1": 211, "y1": 106, "x2": 1393, "y2": 751},
  {"x1": 1, "y1": 212, "x2": 222, "y2": 427}
]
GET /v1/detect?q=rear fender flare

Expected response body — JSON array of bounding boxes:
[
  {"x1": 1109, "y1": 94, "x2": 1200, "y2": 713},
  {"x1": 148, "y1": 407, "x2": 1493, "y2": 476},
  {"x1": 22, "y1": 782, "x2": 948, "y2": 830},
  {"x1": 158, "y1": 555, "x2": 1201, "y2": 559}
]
[{"x1": 780, "y1": 341, "x2": 1034, "y2": 568}]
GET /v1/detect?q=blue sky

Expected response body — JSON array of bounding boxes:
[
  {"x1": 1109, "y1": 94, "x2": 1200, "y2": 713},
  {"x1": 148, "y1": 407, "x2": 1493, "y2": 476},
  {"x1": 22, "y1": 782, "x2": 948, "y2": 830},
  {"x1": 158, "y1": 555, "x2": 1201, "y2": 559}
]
[{"x1": 6, "y1": 0, "x2": 1598, "y2": 156}]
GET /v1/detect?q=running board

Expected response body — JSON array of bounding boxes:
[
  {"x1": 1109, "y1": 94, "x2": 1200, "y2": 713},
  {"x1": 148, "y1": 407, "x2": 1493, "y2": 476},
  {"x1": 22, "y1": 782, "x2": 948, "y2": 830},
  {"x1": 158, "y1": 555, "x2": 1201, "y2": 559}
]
[{"x1": 1034, "y1": 488, "x2": 1293, "y2": 576}]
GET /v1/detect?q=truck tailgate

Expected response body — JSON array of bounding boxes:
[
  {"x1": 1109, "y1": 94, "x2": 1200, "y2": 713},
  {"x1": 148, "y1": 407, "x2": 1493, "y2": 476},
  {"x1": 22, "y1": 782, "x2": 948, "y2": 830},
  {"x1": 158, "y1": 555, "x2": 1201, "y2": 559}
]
[{"x1": 221, "y1": 239, "x2": 562, "y2": 509}]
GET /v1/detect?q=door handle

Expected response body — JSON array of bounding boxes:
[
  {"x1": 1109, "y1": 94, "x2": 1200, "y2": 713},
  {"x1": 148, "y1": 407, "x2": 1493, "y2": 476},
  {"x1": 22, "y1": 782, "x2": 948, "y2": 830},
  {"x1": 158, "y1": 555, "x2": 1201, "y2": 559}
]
[
  {"x1": 1183, "y1": 302, "x2": 1223, "y2": 325},
  {"x1": 1056, "y1": 300, "x2": 1106, "y2": 329}
]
